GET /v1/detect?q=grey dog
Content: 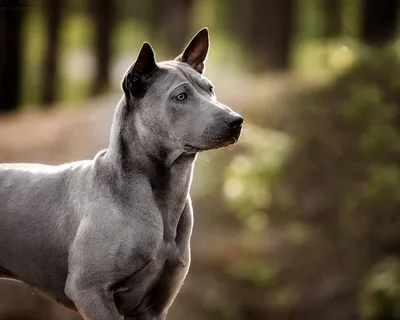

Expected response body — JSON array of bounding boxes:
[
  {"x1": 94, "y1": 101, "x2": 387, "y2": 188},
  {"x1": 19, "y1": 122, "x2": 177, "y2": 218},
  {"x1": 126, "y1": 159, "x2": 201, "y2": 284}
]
[{"x1": 0, "y1": 28, "x2": 243, "y2": 320}]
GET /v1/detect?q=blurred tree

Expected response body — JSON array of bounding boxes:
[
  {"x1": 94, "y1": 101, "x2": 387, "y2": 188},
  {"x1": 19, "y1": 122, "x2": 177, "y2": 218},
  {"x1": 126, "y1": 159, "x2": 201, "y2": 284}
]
[
  {"x1": 148, "y1": 0, "x2": 194, "y2": 54},
  {"x1": 321, "y1": 0, "x2": 342, "y2": 38},
  {"x1": 67, "y1": 0, "x2": 87, "y2": 13},
  {"x1": 224, "y1": 0, "x2": 295, "y2": 71},
  {"x1": 0, "y1": 0, "x2": 24, "y2": 112},
  {"x1": 115, "y1": 0, "x2": 146, "y2": 24},
  {"x1": 89, "y1": 0, "x2": 114, "y2": 96},
  {"x1": 41, "y1": 0, "x2": 62, "y2": 106},
  {"x1": 361, "y1": 0, "x2": 400, "y2": 45}
]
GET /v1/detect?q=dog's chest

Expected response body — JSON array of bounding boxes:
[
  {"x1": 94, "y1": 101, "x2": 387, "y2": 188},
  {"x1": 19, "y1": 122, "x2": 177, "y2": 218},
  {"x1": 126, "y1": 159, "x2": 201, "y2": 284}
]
[
  {"x1": 115, "y1": 241, "x2": 190, "y2": 317},
  {"x1": 114, "y1": 159, "x2": 194, "y2": 317}
]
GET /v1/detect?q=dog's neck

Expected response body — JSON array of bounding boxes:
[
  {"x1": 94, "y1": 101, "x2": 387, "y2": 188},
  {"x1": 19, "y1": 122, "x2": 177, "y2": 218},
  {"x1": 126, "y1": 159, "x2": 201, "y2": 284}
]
[
  {"x1": 104, "y1": 97, "x2": 196, "y2": 240},
  {"x1": 107, "y1": 96, "x2": 196, "y2": 168}
]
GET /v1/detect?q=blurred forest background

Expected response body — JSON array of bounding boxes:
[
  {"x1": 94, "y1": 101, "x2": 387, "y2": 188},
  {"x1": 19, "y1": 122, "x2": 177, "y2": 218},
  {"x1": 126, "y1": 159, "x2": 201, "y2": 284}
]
[{"x1": 0, "y1": 0, "x2": 400, "y2": 319}]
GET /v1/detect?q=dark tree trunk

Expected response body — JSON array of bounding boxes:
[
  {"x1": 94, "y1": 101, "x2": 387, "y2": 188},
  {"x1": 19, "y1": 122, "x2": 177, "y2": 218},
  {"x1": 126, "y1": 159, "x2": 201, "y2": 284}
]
[
  {"x1": 322, "y1": 0, "x2": 342, "y2": 38},
  {"x1": 361, "y1": 0, "x2": 400, "y2": 45},
  {"x1": 41, "y1": 0, "x2": 62, "y2": 106},
  {"x1": 223, "y1": 0, "x2": 249, "y2": 44},
  {"x1": 89, "y1": 0, "x2": 114, "y2": 96},
  {"x1": 224, "y1": 0, "x2": 295, "y2": 71},
  {"x1": 147, "y1": 0, "x2": 166, "y2": 42},
  {"x1": 148, "y1": 0, "x2": 194, "y2": 54},
  {"x1": 0, "y1": 1, "x2": 24, "y2": 112},
  {"x1": 249, "y1": 0, "x2": 295, "y2": 71}
]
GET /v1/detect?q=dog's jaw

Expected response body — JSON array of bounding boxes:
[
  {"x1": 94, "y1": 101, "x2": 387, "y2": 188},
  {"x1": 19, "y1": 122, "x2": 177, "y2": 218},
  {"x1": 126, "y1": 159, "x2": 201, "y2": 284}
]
[
  {"x1": 183, "y1": 136, "x2": 239, "y2": 154},
  {"x1": 183, "y1": 124, "x2": 242, "y2": 154}
]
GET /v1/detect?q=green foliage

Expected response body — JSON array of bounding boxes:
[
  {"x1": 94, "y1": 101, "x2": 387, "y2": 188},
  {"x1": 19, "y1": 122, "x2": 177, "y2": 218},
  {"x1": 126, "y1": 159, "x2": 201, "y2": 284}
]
[
  {"x1": 344, "y1": 84, "x2": 383, "y2": 123},
  {"x1": 361, "y1": 125, "x2": 400, "y2": 159},
  {"x1": 343, "y1": 50, "x2": 400, "y2": 212},
  {"x1": 112, "y1": 20, "x2": 150, "y2": 56},
  {"x1": 284, "y1": 222, "x2": 313, "y2": 246},
  {"x1": 21, "y1": 10, "x2": 45, "y2": 106},
  {"x1": 61, "y1": 14, "x2": 93, "y2": 50},
  {"x1": 362, "y1": 165, "x2": 400, "y2": 206},
  {"x1": 360, "y1": 258, "x2": 400, "y2": 320},
  {"x1": 224, "y1": 125, "x2": 292, "y2": 232},
  {"x1": 200, "y1": 275, "x2": 240, "y2": 319},
  {"x1": 332, "y1": 49, "x2": 400, "y2": 317},
  {"x1": 58, "y1": 13, "x2": 94, "y2": 103},
  {"x1": 223, "y1": 46, "x2": 400, "y2": 318},
  {"x1": 227, "y1": 259, "x2": 278, "y2": 287},
  {"x1": 292, "y1": 38, "x2": 359, "y2": 79}
]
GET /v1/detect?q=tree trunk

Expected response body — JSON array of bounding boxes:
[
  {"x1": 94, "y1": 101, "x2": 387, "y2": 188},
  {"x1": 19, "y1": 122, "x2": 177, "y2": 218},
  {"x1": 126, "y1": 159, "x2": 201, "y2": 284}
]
[
  {"x1": 41, "y1": 0, "x2": 62, "y2": 106},
  {"x1": 148, "y1": 0, "x2": 194, "y2": 54},
  {"x1": 361, "y1": 0, "x2": 400, "y2": 45},
  {"x1": 222, "y1": 0, "x2": 250, "y2": 45},
  {"x1": 147, "y1": 0, "x2": 166, "y2": 42},
  {"x1": 89, "y1": 0, "x2": 114, "y2": 96},
  {"x1": 0, "y1": 1, "x2": 24, "y2": 112},
  {"x1": 250, "y1": 0, "x2": 295, "y2": 71},
  {"x1": 322, "y1": 0, "x2": 342, "y2": 38},
  {"x1": 224, "y1": 0, "x2": 295, "y2": 71}
]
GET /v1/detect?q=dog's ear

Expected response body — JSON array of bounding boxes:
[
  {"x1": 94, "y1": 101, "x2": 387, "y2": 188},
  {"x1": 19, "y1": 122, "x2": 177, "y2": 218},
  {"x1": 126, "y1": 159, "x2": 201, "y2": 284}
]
[
  {"x1": 122, "y1": 42, "x2": 158, "y2": 97},
  {"x1": 175, "y1": 28, "x2": 209, "y2": 74}
]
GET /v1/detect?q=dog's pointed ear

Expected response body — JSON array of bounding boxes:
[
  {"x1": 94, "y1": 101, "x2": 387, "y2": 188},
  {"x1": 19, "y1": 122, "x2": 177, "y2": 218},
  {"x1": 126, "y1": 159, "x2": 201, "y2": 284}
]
[
  {"x1": 175, "y1": 28, "x2": 209, "y2": 74},
  {"x1": 131, "y1": 42, "x2": 157, "y2": 75},
  {"x1": 122, "y1": 42, "x2": 158, "y2": 96}
]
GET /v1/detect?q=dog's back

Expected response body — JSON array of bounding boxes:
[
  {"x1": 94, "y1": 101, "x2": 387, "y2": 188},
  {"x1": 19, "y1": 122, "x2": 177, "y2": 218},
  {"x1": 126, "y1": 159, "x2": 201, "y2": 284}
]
[{"x1": 0, "y1": 162, "x2": 89, "y2": 306}]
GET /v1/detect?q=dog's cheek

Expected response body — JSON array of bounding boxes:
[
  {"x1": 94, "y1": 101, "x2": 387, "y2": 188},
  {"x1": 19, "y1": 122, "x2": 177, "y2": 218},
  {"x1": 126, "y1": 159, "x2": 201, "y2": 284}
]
[{"x1": 168, "y1": 104, "x2": 186, "y2": 127}]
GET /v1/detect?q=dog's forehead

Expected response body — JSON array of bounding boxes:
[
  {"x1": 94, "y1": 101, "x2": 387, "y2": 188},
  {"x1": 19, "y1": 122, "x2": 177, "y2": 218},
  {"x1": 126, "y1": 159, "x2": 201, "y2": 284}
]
[{"x1": 158, "y1": 61, "x2": 210, "y2": 86}]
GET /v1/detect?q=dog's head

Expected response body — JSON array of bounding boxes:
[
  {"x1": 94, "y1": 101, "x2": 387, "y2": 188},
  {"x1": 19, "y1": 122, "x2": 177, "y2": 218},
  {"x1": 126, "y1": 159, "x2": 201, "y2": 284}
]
[{"x1": 120, "y1": 28, "x2": 243, "y2": 159}]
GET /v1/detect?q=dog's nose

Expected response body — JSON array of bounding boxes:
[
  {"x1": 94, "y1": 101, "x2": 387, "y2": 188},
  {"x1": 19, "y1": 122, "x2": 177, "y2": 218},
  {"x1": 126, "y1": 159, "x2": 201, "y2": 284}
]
[{"x1": 225, "y1": 114, "x2": 244, "y2": 129}]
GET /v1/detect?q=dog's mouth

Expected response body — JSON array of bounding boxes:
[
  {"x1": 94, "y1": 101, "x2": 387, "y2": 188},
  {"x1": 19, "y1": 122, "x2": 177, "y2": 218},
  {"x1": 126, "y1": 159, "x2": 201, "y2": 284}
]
[{"x1": 184, "y1": 135, "x2": 239, "y2": 153}]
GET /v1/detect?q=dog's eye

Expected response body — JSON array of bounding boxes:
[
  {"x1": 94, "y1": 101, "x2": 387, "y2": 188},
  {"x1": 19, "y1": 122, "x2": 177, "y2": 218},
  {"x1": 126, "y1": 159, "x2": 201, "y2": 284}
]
[
  {"x1": 176, "y1": 93, "x2": 187, "y2": 101},
  {"x1": 209, "y1": 86, "x2": 214, "y2": 94}
]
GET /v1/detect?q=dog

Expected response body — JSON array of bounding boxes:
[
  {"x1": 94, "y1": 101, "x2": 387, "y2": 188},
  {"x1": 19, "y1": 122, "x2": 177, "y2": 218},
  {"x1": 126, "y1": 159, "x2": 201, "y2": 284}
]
[{"x1": 0, "y1": 28, "x2": 243, "y2": 320}]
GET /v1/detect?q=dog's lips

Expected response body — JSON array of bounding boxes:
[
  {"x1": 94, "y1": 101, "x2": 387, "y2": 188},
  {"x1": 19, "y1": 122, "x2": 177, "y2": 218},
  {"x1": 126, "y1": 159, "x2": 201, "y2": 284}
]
[{"x1": 184, "y1": 133, "x2": 240, "y2": 153}]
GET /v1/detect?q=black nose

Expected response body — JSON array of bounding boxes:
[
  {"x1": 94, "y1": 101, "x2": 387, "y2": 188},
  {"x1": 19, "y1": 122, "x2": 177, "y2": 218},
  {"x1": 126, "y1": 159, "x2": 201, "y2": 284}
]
[{"x1": 225, "y1": 114, "x2": 244, "y2": 129}]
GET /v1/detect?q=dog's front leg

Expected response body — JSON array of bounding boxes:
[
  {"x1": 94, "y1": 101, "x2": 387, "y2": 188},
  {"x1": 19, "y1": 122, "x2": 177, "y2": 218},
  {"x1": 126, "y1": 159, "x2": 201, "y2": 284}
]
[
  {"x1": 65, "y1": 276, "x2": 123, "y2": 320},
  {"x1": 65, "y1": 220, "x2": 125, "y2": 320}
]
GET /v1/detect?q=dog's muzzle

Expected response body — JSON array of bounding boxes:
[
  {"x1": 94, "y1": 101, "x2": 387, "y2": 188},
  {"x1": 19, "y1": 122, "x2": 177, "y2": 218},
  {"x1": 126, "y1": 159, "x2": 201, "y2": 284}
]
[
  {"x1": 224, "y1": 113, "x2": 243, "y2": 130},
  {"x1": 184, "y1": 113, "x2": 243, "y2": 153},
  {"x1": 221, "y1": 112, "x2": 243, "y2": 145}
]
